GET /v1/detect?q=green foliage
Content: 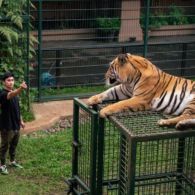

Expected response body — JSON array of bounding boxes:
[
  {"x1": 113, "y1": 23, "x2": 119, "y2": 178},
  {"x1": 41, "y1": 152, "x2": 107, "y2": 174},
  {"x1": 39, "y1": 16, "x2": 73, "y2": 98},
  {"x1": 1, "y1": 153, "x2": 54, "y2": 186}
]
[
  {"x1": 96, "y1": 17, "x2": 121, "y2": 33},
  {"x1": 95, "y1": 17, "x2": 121, "y2": 41},
  {"x1": 20, "y1": 88, "x2": 38, "y2": 122},
  {"x1": 20, "y1": 91, "x2": 35, "y2": 122},
  {"x1": 141, "y1": 5, "x2": 193, "y2": 29},
  {"x1": 0, "y1": 26, "x2": 18, "y2": 43},
  {"x1": 0, "y1": 129, "x2": 72, "y2": 194},
  {"x1": 41, "y1": 85, "x2": 107, "y2": 96},
  {"x1": 168, "y1": 5, "x2": 188, "y2": 25},
  {"x1": 188, "y1": 15, "x2": 195, "y2": 24},
  {"x1": 148, "y1": 12, "x2": 169, "y2": 29}
]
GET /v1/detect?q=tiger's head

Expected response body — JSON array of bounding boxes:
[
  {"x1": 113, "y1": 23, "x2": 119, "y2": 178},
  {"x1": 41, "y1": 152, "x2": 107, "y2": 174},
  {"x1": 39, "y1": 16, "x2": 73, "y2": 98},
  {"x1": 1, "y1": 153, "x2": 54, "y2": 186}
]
[{"x1": 105, "y1": 53, "x2": 149, "y2": 86}]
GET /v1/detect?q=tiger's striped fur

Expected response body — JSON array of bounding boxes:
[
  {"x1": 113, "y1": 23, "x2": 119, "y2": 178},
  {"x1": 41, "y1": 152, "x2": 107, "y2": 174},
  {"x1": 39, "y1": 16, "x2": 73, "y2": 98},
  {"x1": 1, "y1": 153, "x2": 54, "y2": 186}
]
[{"x1": 87, "y1": 53, "x2": 195, "y2": 129}]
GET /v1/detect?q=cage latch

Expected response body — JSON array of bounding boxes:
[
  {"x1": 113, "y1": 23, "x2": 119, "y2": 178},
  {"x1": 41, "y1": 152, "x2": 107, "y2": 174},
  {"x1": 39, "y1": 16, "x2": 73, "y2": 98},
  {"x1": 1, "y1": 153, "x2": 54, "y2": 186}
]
[
  {"x1": 72, "y1": 141, "x2": 82, "y2": 155},
  {"x1": 65, "y1": 178, "x2": 77, "y2": 194}
]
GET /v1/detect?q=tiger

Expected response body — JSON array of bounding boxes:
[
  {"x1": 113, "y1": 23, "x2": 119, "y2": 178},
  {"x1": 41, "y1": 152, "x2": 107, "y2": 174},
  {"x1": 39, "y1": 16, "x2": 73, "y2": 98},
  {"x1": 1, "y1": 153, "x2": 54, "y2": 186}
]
[{"x1": 87, "y1": 53, "x2": 195, "y2": 130}]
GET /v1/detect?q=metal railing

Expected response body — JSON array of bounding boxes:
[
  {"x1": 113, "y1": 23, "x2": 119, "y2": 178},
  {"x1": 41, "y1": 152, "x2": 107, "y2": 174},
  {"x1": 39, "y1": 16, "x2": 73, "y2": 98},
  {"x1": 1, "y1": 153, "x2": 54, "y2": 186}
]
[{"x1": 30, "y1": 0, "x2": 195, "y2": 101}]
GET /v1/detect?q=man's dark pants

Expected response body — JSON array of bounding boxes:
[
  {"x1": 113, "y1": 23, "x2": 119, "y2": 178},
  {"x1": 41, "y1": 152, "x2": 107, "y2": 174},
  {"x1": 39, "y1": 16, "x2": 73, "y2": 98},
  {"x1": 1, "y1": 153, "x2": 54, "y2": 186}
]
[{"x1": 0, "y1": 130, "x2": 20, "y2": 165}]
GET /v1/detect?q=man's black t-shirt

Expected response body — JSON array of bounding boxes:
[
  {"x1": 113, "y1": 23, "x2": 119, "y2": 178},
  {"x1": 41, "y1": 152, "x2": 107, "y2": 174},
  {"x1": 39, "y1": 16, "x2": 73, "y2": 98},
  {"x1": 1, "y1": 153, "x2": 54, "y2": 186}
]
[{"x1": 0, "y1": 89, "x2": 21, "y2": 131}]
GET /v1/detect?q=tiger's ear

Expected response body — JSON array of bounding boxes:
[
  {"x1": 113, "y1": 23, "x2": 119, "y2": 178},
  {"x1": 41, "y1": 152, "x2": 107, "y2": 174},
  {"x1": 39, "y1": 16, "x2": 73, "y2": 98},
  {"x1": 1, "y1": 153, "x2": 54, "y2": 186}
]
[
  {"x1": 118, "y1": 54, "x2": 128, "y2": 65},
  {"x1": 132, "y1": 55, "x2": 149, "y2": 69}
]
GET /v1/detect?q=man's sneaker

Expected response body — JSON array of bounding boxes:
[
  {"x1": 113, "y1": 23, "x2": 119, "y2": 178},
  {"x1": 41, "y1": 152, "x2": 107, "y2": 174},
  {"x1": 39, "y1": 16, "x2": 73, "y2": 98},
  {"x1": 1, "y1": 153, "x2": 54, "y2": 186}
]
[
  {"x1": 10, "y1": 161, "x2": 23, "y2": 169},
  {"x1": 0, "y1": 165, "x2": 9, "y2": 175}
]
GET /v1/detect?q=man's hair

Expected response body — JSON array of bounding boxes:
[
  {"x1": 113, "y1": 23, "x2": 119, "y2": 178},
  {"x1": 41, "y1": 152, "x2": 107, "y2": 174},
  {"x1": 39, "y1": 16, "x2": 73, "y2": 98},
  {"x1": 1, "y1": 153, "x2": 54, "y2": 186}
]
[{"x1": 2, "y1": 72, "x2": 14, "y2": 81}]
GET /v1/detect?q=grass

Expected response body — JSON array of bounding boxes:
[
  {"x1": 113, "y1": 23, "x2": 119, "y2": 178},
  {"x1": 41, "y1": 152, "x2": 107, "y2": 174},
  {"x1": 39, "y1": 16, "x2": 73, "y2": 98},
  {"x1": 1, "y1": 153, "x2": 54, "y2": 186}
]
[
  {"x1": 41, "y1": 85, "x2": 107, "y2": 96},
  {"x1": 0, "y1": 128, "x2": 72, "y2": 195}
]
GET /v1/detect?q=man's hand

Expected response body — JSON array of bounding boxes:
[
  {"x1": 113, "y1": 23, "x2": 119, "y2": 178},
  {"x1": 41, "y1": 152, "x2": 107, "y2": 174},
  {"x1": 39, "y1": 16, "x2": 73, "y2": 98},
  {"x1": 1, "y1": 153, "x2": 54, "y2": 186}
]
[
  {"x1": 20, "y1": 81, "x2": 27, "y2": 90},
  {"x1": 7, "y1": 81, "x2": 28, "y2": 99}
]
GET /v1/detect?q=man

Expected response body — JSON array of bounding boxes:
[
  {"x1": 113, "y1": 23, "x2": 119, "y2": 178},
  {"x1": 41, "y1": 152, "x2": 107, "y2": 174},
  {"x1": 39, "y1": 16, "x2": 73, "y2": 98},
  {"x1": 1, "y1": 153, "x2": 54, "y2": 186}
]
[{"x1": 0, "y1": 72, "x2": 27, "y2": 175}]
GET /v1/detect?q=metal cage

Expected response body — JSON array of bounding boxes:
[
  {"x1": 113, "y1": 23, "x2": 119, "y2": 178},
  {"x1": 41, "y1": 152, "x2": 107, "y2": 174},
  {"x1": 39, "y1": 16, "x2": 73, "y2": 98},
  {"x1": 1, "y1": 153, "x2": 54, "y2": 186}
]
[{"x1": 66, "y1": 98, "x2": 195, "y2": 195}]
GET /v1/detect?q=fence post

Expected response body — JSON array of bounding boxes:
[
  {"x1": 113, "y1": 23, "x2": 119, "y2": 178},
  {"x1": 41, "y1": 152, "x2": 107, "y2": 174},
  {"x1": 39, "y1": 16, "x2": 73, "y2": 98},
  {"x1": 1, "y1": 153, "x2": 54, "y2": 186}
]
[
  {"x1": 37, "y1": 0, "x2": 42, "y2": 101},
  {"x1": 181, "y1": 43, "x2": 187, "y2": 77},
  {"x1": 175, "y1": 138, "x2": 185, "y2": 195},
  {"x1": 143, "y1": 0, "x2": 150, "y2": 57},
  {"x1": 90, "y1": 112, "x2": 99, "y2": 195},
  {"x1": 96, "y1": 117, "x2": 105, "y2": 195},
  {"x1": 56, "y1": 50, "x2": 62, "y2": 86},
  {"x1": 72, "y1": 99, "x2": 79, "y2": 177},
  {"x1": 127, "y1": 139, "x2": 137, "y2": 195},
  {"x1": 26, "y1": 0, "x2": 30, "y2": 110}
]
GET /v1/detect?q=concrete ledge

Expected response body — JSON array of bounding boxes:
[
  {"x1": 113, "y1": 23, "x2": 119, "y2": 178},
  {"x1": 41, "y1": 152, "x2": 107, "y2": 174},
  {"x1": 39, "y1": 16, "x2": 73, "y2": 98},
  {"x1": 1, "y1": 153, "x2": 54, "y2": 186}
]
[
  {"x1": 32, "y1": 28, "x2": 96, "y2": 41},
  {"x1": 149, "y1": 24, "x2": 195, "y2": 37}
]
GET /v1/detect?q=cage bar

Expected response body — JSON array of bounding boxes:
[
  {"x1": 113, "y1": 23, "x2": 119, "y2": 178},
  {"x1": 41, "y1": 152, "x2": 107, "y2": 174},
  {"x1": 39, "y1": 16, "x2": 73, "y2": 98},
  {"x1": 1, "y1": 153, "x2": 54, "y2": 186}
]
[{"x1": 66, "y1": 98, "x2": 195, "y2": 195}]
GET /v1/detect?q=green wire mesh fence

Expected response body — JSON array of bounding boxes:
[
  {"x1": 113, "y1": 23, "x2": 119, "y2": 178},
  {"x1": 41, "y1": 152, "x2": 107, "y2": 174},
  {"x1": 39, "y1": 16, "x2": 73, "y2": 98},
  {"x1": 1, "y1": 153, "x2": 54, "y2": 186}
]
[
  {"x1": 66, "y1": 98, "x2": 195, "y2": 195},
  {"x1": 30, "y1": 0, "x2": 195, "y2": 101}
]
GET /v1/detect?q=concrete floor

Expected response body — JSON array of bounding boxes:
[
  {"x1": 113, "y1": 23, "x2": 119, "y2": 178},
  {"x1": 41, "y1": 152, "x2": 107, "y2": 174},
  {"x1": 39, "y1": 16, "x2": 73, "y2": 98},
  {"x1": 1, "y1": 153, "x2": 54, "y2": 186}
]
[{"x1": 23, "y1": 99, "x2": 81, "y2": 134}]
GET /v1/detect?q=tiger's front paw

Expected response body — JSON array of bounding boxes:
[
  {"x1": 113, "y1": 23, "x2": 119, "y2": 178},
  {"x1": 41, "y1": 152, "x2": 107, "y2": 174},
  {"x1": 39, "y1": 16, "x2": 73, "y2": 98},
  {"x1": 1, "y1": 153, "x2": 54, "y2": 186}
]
[
  {"x1": 176, "y1": 120, "x2": 190, "y2": 130},
  {"x1": 158, "y1": 119, "x2": 169, "y2": 126},
  {"x1": 99, "y1": 107, "x2": 113, "y2": 118},
  {"x1": 87, "y1": 94, "x2": 103, "y2": 106}
]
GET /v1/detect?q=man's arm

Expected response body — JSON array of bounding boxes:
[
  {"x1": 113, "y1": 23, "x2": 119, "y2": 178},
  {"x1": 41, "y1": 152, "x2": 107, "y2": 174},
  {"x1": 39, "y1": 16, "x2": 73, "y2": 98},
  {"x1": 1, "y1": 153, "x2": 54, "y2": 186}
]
[
  {"x1": 20, "y1": 118, "x2": 25, "y2": 129},
  {"x1": 7, "y1": 81, "x2": 27, "y2": 99}
]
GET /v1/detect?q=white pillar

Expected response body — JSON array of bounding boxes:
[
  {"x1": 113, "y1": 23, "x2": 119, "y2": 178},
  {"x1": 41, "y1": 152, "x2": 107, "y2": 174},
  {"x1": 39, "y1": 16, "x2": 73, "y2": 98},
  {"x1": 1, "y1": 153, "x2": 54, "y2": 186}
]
[{"x1": 119, "y1": 0, "x2": 143, "y2": 42}]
